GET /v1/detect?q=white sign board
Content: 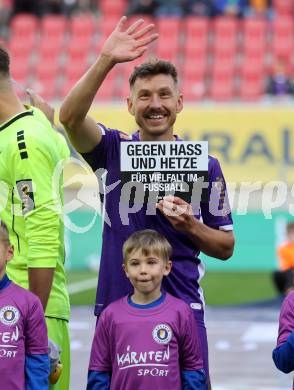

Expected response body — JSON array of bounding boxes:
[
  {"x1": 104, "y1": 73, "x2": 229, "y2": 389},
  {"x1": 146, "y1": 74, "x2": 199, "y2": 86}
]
[{"x1": 120, "y1": 141, "x2": 209, "y2": 203}]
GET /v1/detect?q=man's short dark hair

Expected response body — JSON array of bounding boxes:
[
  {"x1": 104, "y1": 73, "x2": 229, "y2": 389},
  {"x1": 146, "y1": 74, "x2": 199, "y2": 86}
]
[
  {"x1": 129, "y1": 59, "x2": 178, "y2": 88},
  {"x1": 0, "y1": 46, "x2": 10, "y2": 76}
]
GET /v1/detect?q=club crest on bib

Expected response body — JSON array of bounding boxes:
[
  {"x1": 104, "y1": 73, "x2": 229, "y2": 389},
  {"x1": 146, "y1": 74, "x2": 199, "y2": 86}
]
[
  {"x1": 0, "y1": 306, "x2": 20, "y2": 326},
  {"x1": 152, "y1": 324, "x2": 172, "y2": 345}
]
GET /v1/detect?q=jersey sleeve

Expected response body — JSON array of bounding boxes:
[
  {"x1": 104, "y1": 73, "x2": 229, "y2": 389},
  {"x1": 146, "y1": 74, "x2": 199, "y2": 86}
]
[
  {"x1": 179, "y1": 305, "x2": 204, "y2": 371},
  {"x1": 88, "y1": 311, "x2": 112, "y2": 372},
  {"x1": 81, "y1": 124, "x2": 121, "y2": 172},
  {"x1": 25, "y1": 354, "x2": 49, "y2": 390},
  {"x1": 200, "y1": 156, "x2": 233, "y2": 231},
  {"x1": 25, "y1": 295, "x2": 49, "y2": 355},
  {"x1": 272, "y1": 332, "x2": 294, "y2": 373},
  {"x1": 276, "y1": 293, "x2": 294, "y2": 346},
  {"x1": 10, "y1": 133, "x2": 62, "y2": 268},
  {"x1": 87, "y1": 371, "x2": 111, "y2": 390}
]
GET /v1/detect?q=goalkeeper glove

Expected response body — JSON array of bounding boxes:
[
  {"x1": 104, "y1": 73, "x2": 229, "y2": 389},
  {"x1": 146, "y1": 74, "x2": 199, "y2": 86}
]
[{"x1": 48, "y1": 339, "x2": 63, "y2": 384}]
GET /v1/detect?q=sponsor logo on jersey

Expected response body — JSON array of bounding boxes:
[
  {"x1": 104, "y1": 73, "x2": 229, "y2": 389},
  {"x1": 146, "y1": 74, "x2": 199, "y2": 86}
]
[
  {"x1": 16, "y1": 179, "x2": 35, "y2": 214},
  {"x1": 152, "y1": 324, "x2": 172, "y2": 345},
  {"x1": 0, "y1": 306, "x2": 20, "y2": 326}
]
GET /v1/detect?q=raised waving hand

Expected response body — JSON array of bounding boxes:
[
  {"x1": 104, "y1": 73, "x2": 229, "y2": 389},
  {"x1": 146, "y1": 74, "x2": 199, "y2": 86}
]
[{"x1": 101, "y1": 16, "x2": 158, "y2": 64}]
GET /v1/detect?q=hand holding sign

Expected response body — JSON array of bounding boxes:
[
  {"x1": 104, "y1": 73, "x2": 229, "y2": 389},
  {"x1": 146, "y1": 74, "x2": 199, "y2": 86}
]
[{"x1": 157, "y1": 195, "x2": 197, "y2": 234}]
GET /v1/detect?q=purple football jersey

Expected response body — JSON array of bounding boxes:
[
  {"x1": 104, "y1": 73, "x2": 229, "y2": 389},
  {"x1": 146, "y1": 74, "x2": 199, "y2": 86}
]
[
  {"x1": 89, "y1": 293, "x2": 203, "y2": 389},
  {"x1": 82, "y1": 126, "x2": 233, "y2": 318},
  {"x1": 0, "y1": 282, "x2": 48, "y2": 390}
]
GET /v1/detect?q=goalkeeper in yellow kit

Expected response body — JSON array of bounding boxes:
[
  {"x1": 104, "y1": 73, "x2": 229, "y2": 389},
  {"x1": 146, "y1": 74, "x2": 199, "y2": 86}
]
[{"x1": 0, "y1": 47, "x2": 70, "y2": 389}]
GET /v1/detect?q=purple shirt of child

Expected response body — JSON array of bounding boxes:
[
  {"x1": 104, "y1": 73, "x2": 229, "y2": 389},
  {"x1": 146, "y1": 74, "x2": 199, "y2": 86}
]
[
  {"x1": 88, "y1": 293, "x2": 203, "y2": 390},
  {"x1": 0, "y1": 281, "x2": 48, "y2": 390}
]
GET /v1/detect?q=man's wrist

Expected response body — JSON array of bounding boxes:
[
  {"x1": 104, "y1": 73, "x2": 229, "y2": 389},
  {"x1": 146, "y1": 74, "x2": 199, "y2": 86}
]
[{"x1": 96, "y1": 54, "x2": 116, "y2": 71}]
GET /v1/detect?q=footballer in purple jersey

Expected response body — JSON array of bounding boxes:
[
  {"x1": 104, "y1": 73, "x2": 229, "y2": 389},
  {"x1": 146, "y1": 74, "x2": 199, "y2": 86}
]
[
  {"x1": 273, "y1": 290, "x2": 294, "y2": 389},
  {"x1": 60, "y1": 17, "x2": 235, "y2": 388}
]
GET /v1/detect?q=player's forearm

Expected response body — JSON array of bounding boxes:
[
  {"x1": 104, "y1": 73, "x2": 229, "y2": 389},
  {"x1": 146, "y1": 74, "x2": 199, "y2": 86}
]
[
  {"x1": 188, "y1": 221, "x2": 235, "y2": 260},
  {"x1": 28, "y1": 268, "x2": 55, "y2": 310},
  {"x1": 59, "y1": 54, "x2": 114, "y2": 129}
]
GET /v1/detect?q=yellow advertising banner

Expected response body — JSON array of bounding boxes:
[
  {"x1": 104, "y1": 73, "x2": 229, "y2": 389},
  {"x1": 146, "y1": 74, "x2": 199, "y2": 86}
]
[{"x1": 87, "y1": 106, "x2": 294, "y2": 184}]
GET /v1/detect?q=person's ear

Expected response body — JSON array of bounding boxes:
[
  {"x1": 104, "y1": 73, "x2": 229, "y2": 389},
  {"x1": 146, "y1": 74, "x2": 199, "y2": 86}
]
[
  {"x1": 127, "y1": 96, "x2": 135, "y2": 116},
  {"x1": 122, "y1": 263, "x2": 129, "y2": 278},
  {"x1": 6, "y1": 245, "x2": 14, "y2": 262},
  {"x1": 176, "y1": 93, "x2": 183, "y2": 114},
  {"x1": 163, "y1": 260, "x2": 172, "y2": 276}
]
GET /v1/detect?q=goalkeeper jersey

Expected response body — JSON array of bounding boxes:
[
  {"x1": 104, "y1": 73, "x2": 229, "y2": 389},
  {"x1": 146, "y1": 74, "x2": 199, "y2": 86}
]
[{"x1": 0, "y1": 106, "x2": 70, "y2": 321}]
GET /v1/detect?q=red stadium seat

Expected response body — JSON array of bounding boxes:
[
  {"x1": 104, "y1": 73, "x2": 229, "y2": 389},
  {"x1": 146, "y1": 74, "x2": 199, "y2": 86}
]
[
  {"x1": 34, "y1": 62, "x2": 59, "y2": 87},
  {"x1": 242, "y1": 18, "x2": 267, "y2": 56},
  {"x1": 271, "y1": 18, "x2": 294, "y2": 63},
  {"x1": 66, "y1": 36, "x2": 92, "y2": 64},
  {"x1": 40, "y1": 15, "x2": 68, "y2": 40},
  {"x1": 210, "y1": 67, "x2": 235, "y2": 101},
  {"x1": 64, "y1": 63, "x2": 88, "y2": 82},
  {"x1": 212, "y1": 17, "x2": 238, "y2": 48},
  {"x1": 182, "y1": 79, "x2": 206, "y2": 101},
  {"x1": 241, "y1": 53, "x2": 265, "y2": 76},
  {"x1": 99, "y1": 0, "x2": 126, "y2": 17},
  {"x1": 273, "y1": 0, "x2": 294, "y2": 16},
  {"x1": 8, "y1": 35, "x2": 35, "y2": 59},
  {"x1": 212, "y1": 47, "x2": 236, "y2": 74},
  {"x1": 155, "y1": 39, "x2": 180, "y2": 64},
  {"x1": 157, "y1": 17, "x2": 181, "y2": 41},
  {"x1": 94, "y1": 77, "x2": 116, "y2": 102},
  {"x1": 184, "y1": 17, "x2": 209, "y2": 40},
  {"x1": 239, "y1": 67, "x2": 263, "y2": 101},
  {"x1": 70, "y1": 14, "x2": 96, "y2": 40},
  {"x1": 181, "y1": 58, "x2": 206, "y2": 82},
  {"x1": 37, "y1": 36, "x2": 64, "y2": 62},
  {"x1": 10, "y1": 61, "x2": 30, "y2": 84},
  {"x1": 10, "y1": 14, "x2": 38, "y2": 40},
  {"x1": 183, "y1": 40, "x2": 207, "y2": 62}
]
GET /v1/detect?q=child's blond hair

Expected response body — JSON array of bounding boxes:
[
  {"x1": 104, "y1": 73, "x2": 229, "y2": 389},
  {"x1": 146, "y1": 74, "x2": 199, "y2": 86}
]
[{"x1": 123, "y1": 229, "x2": 172, "y2": 265}]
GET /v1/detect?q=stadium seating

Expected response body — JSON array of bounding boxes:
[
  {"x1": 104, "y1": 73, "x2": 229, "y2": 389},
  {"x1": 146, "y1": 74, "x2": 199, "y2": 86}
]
[
  {"x1": 7, "y1": 10, "x2": 294, "y2": 102},
  {"x1": 271, "y1": 18, "x2": 294, "y2": 66},
  {"x1": 211, "y1": 71, "x2": 235, "y2": 101},
  {"x1": 10, "y1": 14, "x2": 38, "y2": 40},
  {"x1": 40, "y1": 15, "x2": 68, "y2": 41},
  {"x1": 242, "y1": 18, "x2": 267, "y2": 56},
  {"x1": 70, "y1": 14, "x2": 96, "y2": 40},
  {"x1": 98, "y1": 0, "x2": 126, "y2": 17},
  {"x1": 239, "y1": 66, "x2": 264, "y2": 101}
]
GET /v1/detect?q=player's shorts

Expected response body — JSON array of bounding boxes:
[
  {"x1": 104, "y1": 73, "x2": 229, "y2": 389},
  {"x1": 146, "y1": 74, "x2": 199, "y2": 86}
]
[
  {"x1": 193, "y1": 310, "x2": 209, "y2": 387},
  {"x1": 46, "y1": 317, "x2": 70, "y2": 390}
]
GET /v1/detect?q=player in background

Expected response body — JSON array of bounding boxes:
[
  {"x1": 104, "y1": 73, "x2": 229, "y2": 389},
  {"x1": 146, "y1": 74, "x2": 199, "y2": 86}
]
[
  {"x1": 0, "y1": 47, "x2": 70, "y2": 390},
  {"x1": 0, "y1": 220, "x2": 49, "y2": 390},
  {"x1": 273, "y1": 222, "x2": 294, "y2": 295},
  {"x1": 87, "y1": 229, "x2": 206, "y2": 390},
  {"x1": 272, "y1": 290, "x2": 294, "y2": 389},
  {"x1": 59, "y1": 17, "x2": 235, "y2": 389}
]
